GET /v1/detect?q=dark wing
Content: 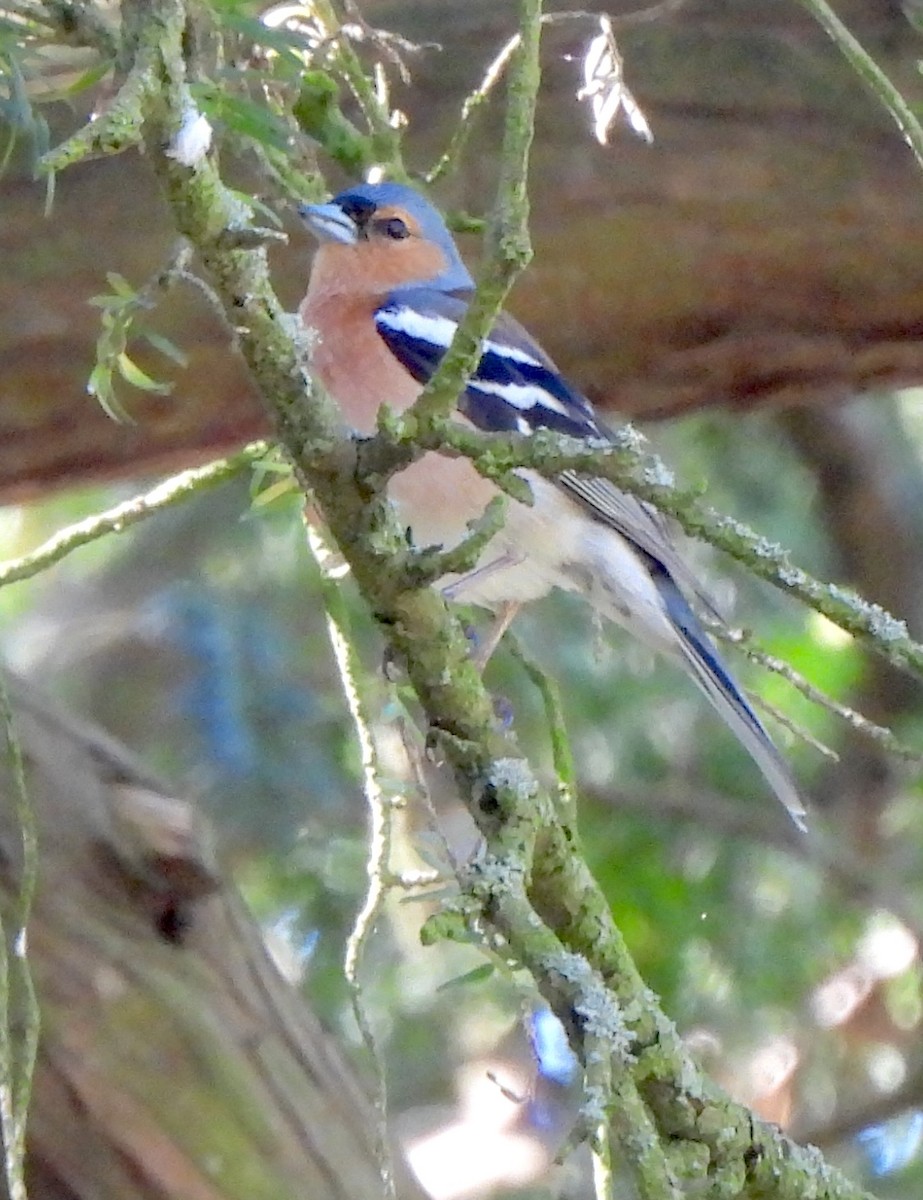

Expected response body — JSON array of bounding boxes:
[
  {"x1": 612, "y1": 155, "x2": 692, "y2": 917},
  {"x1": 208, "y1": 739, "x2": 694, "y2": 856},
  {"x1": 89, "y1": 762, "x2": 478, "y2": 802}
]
[
  {"x1": 374, "y1": 286, "x2": 712, "y2": 595},
  {"x1": 374, "y1": 287, "x2": 603, "y2": 437}
]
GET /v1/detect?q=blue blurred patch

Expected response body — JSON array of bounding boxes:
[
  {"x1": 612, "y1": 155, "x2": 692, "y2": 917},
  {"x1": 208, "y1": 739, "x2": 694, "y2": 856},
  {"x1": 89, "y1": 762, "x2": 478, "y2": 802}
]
[
  {"x1": 149, "y1": 586, "x2": 346, "y2": 834},
  {"x1": 856, "y1": 1110, "x2": 923, "y2": 1177},
  {"x1": 529, "y1": 1007, "x2": 579, "y2": 1087}
]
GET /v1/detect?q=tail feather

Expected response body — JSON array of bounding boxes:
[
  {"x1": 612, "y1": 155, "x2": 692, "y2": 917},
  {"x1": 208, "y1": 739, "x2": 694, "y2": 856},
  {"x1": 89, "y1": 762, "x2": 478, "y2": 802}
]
[{"x1": 657, "y1": 574, "x2": 807, "y2": 830}]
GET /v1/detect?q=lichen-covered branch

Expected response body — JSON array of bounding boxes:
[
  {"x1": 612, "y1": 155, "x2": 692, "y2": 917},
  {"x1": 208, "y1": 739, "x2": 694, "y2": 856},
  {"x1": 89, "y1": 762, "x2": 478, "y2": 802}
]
[
  {"x1": 404, "y1": 0, "x2": 541, "y2": 429},
  {"x1": 39, "y1": 0, "x2": 877, "y2": 1195},
  {"x1": 380, "y1": 418, "x2": 923, "y2": 684}
]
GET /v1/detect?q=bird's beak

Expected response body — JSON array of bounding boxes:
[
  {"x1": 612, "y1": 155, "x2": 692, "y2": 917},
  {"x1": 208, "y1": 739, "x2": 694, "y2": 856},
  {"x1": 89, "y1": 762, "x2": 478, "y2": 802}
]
[{"x1": 298, "y1": 202, "x2": 359, "y2": 245}]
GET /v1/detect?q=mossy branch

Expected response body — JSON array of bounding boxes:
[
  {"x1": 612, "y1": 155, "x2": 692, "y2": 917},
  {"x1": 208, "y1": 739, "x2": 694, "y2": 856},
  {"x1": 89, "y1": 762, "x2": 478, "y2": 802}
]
[
  {"x1": 405, "y1": 0, "x2": 541, "y2": 430},
  {"x1": 40, "y1": 0, "x2": 877, "y2": 1195},
  {"x1": 293, "y1": 70, "x2": 377, "y2": 178},
  {"x1": 306, "y1": 0, "x2": 406, "y2": 175},
  {"x1": 39, "y1": 42, "x2": 151, "y2": 170}
]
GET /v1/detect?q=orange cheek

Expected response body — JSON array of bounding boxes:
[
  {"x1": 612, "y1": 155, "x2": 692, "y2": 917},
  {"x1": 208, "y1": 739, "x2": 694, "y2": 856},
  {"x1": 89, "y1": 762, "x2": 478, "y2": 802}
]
[
  {"x1": 308, "y1": 239, "x2": 450, "y2": 298},
  {"x1": 365, "y1": 238, "x2": 449, "y2": 287}
]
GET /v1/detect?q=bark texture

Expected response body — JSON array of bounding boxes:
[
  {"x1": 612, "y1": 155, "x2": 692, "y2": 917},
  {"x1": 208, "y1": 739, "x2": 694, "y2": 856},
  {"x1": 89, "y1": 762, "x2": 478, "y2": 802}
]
[{"x1": 0, "y1": 677, "x2": 423, "y2": 1200}]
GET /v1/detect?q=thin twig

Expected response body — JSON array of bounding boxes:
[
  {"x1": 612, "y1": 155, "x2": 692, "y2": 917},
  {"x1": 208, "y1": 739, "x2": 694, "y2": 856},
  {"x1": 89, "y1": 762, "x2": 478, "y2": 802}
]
[
  {"x1": 713, "y1": 623, "x2": 923, "y2": 764},
  {"x1": 752, "y1": 693, "x2": 839, "y2": 762},
  {"x1": 409, "y1": 0, "x2": 542, "y2": 429},
  {"x1": 798, "y1": 0, "x2": 923, "y2": 172},
  {"x1": 308, "y1": 523, "x2": 397, "y2": 1200},
  {"x1": 0, "y1": 442, "x2": 267, "y2": 590},
  {"x1": 503, "y1": 630, "x2": 579, "y2": 828},
  {"x1": 424, "y1": 32, "x2": 521, "y2": 184}
]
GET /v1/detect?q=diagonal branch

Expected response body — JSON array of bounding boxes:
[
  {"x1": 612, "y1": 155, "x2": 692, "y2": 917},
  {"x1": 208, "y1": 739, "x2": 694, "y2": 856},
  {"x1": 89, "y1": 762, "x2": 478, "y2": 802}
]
[
  {"x1": 379, "y1": 418, "x2": 923, "y2": 684},
  {"x1": 0, "y1": 443, "x2": 267, "y2": 590},
  {"x1": 44, "y1": 1, "x2": 876, "y2": 1195},
  {"x1": 406, "y1": 0, "x2": 541, "y2": 430}
]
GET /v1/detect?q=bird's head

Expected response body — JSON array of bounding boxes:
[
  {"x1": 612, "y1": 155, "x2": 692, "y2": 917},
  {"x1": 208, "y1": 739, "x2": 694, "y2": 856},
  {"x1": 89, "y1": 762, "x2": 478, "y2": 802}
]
[{"x1": 299, "y1": 181, "x2": 473, "y2": 298}]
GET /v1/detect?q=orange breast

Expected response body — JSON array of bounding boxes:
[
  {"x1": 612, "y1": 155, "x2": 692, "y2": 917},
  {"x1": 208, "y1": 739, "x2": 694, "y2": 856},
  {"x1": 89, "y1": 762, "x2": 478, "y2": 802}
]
[
  {"x1": 300, "y1": 290, "x2": 498, "y2": 548},
  {"x1": 300, "y1": 293, "x2": 421, "y2": 434}
]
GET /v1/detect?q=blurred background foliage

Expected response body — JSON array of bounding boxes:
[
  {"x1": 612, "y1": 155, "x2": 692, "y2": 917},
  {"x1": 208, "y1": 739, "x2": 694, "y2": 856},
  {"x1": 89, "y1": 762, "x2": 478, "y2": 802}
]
[
  {"x1": 5, "y1": 398, "x2": 923, "y2": 1196},
  {"x1": 5, "y1": 0, "x2": 923, "y2": 1196}
]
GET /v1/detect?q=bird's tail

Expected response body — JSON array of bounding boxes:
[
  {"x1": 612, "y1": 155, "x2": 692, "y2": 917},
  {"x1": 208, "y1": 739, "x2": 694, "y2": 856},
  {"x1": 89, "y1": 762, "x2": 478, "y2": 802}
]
[{"x1": 658, "y1": 576, "x2": 807, "y2": 830}]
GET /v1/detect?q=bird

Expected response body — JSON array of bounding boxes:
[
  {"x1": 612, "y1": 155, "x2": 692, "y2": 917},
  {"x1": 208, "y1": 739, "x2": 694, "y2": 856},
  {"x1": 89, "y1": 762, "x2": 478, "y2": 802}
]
[{"x1": 298, "y1": 180, "x2": 806, "y2": 829}]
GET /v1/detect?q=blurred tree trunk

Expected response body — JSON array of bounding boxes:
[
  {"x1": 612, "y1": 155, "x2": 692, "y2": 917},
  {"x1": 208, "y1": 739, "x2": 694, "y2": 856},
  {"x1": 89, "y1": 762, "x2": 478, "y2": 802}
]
[
  {"x1": 0, "y1": 677, "x2": 423, "y2": 1200},
  {"x1": 2, "y1": 0, "x2": 923, "y2": 498}
]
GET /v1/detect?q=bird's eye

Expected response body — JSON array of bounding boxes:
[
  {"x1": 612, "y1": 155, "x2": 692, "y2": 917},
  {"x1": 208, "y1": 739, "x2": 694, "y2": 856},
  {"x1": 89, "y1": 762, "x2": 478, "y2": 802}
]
[{"x1": 377, "y1": 216, "x2": 410, "y2": 240}]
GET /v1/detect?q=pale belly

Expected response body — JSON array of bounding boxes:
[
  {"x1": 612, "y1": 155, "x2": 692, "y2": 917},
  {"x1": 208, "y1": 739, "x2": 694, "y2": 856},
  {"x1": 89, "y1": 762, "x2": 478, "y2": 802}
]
[{"x1": 390, "y1": 457, "x2": 676, "y2": 654}]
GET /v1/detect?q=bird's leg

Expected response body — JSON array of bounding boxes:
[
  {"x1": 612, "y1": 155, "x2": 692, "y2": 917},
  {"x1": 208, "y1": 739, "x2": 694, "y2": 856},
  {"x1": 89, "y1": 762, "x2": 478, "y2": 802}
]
[
  {"x1": 471, "y1": 600, "x2": 521, "y2": 671},
  {"x1": 441, "y1": 551, "x2": 522, "y2": 602},
  {"x1": 440, "y1": 553, "x2": 523, "y2": 667}
]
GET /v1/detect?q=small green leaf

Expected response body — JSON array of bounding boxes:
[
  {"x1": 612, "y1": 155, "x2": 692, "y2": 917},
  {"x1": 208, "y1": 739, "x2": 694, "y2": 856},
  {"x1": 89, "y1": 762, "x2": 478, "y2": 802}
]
[
  {"x1": 250, "y1": 454, "x2": 292, "y2": 478},
  {"x1": 88, "y1": 364, "x2": 134, "y2": 424},
  {"x1": 142, "y1": 330, "x2": 189, "y2": 366},
  {"x1": 192, "y1": 86, "x2": 292, "y2": 151},
  {"x1": 105, "y1": 272, "x2": 137, "y2": 299},
  {"x1": 437, "y1": 963, "x2": 495, "y2": 991},
  {"x1": 250, "y1": 476, "x2": 298, "y2": 508},
  {"x1": 219, "y1": 12, "x2": 316, "y2": 59},
  {"x1": 88, "y1": 293, "x2": 129, "y2": 311},
  {"x1": 86, "y1": 363, "x2": 110, "y2": 398},
  {"x1": 115, "y1": 352, "x2": 172, "y2": 395}
]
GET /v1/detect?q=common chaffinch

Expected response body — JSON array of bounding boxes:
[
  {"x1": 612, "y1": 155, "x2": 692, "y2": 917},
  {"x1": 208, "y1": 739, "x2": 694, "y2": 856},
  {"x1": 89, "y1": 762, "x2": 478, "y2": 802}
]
[{"x1": 298, "y1": 181, "x2": 805, "y2": 829}]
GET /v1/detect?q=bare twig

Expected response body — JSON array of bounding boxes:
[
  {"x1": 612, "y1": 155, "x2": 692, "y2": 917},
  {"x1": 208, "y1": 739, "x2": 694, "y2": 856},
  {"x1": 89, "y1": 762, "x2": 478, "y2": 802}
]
[
  {"x1": 713, "y1": 624, "x2": 923, "y2": 765},
  {"x1": 0, "y1": 442, "x2": 267, "y2": 590},
  {"x1": 309, "y1": 525, "x2": 397, "y2": 1200},
  {"x1": 798, "y1": 0, "x2": 923, "y2": 172}
]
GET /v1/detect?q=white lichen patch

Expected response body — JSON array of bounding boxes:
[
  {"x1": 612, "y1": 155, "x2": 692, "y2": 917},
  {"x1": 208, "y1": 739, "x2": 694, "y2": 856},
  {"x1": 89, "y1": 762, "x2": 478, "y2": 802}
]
[
  {"x1": 828, "y1": 585, "x2": 909, "y2": 641},
  {"x1": 579, "y1": 1082, "x2": 609, "y2": 1125},
  {"x1": 574, "y1": 983, "x2": 634, "y2": 1060},
  {"x1": 166, "y1": 102, "x2": 213, "y2": 166},
  {"x1": 642, "y1": 458, "x2": 675, "y2": 489},
  {"x1": 608, "y1": 424, "x2": 646, "y2": 454},
  {"x1": 487, "y1": 757, "x2": 540, "y2": 802}
]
